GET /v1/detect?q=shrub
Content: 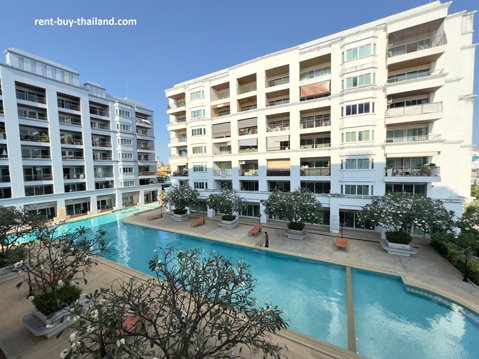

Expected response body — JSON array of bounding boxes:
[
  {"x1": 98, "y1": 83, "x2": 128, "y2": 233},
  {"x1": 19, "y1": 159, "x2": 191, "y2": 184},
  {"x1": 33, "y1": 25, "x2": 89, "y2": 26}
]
[
  {"x1": 0, "y1": 245, "x2": 26, "y2": 268},
  {"x1": 32, "y1": 283, "x2": 81, "y2": 316},
  {"x1": 173, "y1": 208, "x2": 187, "y2": 215},
  {"x1": 386, "y1": 231, "x2": 412, "y2": 244},
  {"x1": 207, "y1": 189, "x2": 246, "y2": 218},
  {"x1": 221, "y1": 214, "x2": 237, "y2": 221},
  {"x1": 288, "y1": 222, "x2": 305, "y2": 231},
  {"x1": 164, "y1": 185, "x2": 199, "y2": 213}
]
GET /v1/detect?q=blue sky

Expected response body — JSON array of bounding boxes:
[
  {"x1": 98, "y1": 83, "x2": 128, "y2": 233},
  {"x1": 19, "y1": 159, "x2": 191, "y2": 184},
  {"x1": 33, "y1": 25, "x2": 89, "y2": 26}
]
[{"x1": 0, "y1": 0, "x2": 477, "y2": 163}]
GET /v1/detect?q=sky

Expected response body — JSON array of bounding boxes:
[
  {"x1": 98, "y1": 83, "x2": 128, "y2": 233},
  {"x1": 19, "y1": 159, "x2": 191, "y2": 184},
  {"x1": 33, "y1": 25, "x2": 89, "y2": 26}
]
[{"x1": 0, "y1": 0, "x2": 477, "y2": 164}]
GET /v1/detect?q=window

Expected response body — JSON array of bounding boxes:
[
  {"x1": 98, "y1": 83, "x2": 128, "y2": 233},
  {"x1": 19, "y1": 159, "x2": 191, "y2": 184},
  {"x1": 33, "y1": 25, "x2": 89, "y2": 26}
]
[
  {"x1": 240, "y1": 204, "x2": 260, "y2": 217},
  {"x1": 343, "y1": 102, "x2": 373, "y2": 116},
  {"x1": 389, "y1": 98, "x2": 429, "y2": 108},
  {"x1": 191, "y1": 127, "x2": 206, "y2": 136},
  {"x1": 386, "y1": 127, "x2": 428, "y2": 143},
  {"x1": 240, "y1": 181, "x2": 259, "y2": 191},
  {"x1": 343, "y1": 73, "x2": 374, "y2": 90},
  {"x1": 118, "y1": 138, "x2": 133, "y2": 146},
  {"x1": 116, "y1": 109, "x2": 131, "y2": 118},
  {"x1": 121, "y1": 180, "x2": 135, "y2": 187},
  {"x1": 193, "y1": 164, "x2": 207, "y2": 172},
  {"x1": 300, "y1": 181, "x2": 331, "y2": 194},
  {"x1": 342, "y1": 158, "x2": 371, "y2": 170},
  {"x1": 194, "y1": 181, "x2": 208, "y2": 189},
  {"x1": 190, "y1": 90, "x2": 205, "y2": 101},
  {"x1": 117, "y1": 123, "x2": 132, "y2": 132},
  {"x1": 191, "y1": 108, "x2": 205, "y2": 119},
  {"x1": 342, "y1": 130, "x2": 374, "y2": 143},
  {"x1": 119, "y1": 152, "x2": 134, "y2": 160},
  {"x1": 121, "y1": 167, "x2": 134, "y2": 173},
  {"x1": 386, "y1": 183, "x2": 426, "y2": 196},
  {"x1": 192, "y1": 145, "x2": 206, "y2": 155},
  {"x1": 341, "y1": 184, "x2": 371, "y2": 196},
  {"x1": 343, "y1": 43, "x2": 373, "y2": 62}
]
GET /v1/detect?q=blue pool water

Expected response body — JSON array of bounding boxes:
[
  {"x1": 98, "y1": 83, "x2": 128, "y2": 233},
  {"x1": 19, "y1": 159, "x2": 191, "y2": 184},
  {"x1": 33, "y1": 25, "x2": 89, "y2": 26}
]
[{"x1": 60, "y1": 209, "x2": 479, "y2": 359}]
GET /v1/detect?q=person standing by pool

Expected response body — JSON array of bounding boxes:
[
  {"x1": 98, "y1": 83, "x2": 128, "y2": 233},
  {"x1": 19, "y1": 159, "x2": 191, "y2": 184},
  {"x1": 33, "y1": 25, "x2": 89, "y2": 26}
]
[{"x1": 264, "y1": 232, "x2": 269, "y2": 248}]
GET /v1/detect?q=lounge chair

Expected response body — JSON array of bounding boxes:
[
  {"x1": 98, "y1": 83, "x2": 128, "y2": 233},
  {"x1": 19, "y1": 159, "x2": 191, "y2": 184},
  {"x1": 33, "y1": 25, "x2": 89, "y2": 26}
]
[
  {"x1": 248, "y1": 224, "x2": 262, "y2": 236},
  {"x1": 191, "y1": 217, "x2": 205, "y2": 227},
  {"x1": 335, "y1": 237, "x2": 349, "y2": 250}
]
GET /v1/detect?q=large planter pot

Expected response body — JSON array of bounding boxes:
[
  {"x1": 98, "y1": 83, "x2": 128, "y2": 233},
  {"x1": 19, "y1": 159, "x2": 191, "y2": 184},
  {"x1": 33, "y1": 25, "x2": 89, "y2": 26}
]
[
  {"x1": 380, "y1": 238, "x2": 417, "y2": 256},
  {"x1": 173, "y1": 213, "x2": 190, "y2": 222},
  {"x1": 286, "y1": 229, "x2": 307, "y2": 240},
  {"x1": 219, "y1": 216, "x2": 239, "y2": 230}
]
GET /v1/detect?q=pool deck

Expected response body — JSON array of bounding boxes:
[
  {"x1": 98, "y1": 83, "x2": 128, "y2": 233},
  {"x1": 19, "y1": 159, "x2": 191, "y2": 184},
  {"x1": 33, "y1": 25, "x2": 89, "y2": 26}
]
[{"x1": 0, "y1": 209, "x2": 477, "y2": 359}]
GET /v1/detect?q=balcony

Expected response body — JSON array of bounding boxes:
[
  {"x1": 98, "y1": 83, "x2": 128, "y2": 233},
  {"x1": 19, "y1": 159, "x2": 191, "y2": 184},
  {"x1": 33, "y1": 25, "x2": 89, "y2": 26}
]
[
  {"x1": 167, "y1": 99, "x2": 186, "y2": 114},
  {"x1": 385, "y1": 166, "x2": 440, "y2": 177},
  {"x1": 138, "y1": 145, "x2": 154, "y2": 151},
  {"x1": 266, "y1": 115, "x2": 289, "y2": 132},
  {"x1": 18, "y1": 107, "x2": 47, "y2": 121},
  {"x1": 240, "y1": 169, "x2": 258, "y2": 176},
  {"x1": 172, "y1": 170, "x2": 188, "y2": 177},
  {"x1": 266, "y1": 65, "x2": 289, "y2": 88},
  {"x1": 16, "y1": 89, "x2": 46, "y2": 104},
  {"x1": 388, "y1": 35, "x2": 446, "y2": 59},
  {"x1": 61, "y1": 138, "x2": 83, "y2": 146},
  {"x1": 94, "y1": 172, "x2": 114, "y2": 179},
  {"x1": 139, "y1": 171, "x2": 156, "y2": 176},
  {"x1": 58, "y1": 97, "x2": 80, "y2": 111},
  {"x1": 63, "y1": 151, "x2": 84, "y2": 160},
  {"x1": 20, "y1": 132, "x2": 49, "y2": 143},
  {"x1": 300, "y1": 114, "x2": 331, "y2": 130},
  {"x1": 266, "y1": 169, "x2": 290, "y2": 176},
  {"x1": 59, "y1": 115, "x2": 81, "y2": 127},
  {"x1": 92, "y1": 137, "x2": 111, "y2": 148},
  {"x1": 169, "y1": 136, "x2": 187, "y2": 145},
  {"x1": 63, "y1": 173, "x2": 85, "y2": 180},
  {"x1": 300, "y1": 168, "x2": 331, "y2": 176},
  {"x1": 90, "y1": 107, "x2": 109, "y2": 117},
  {"x1": 385, "y1": 133, "x2": 441, "y2": 144},
  {"x1": 237, "y1": 74, "x2": 257, "y2": 95},
  {"x1": 211, "y1": 83, "x2": 230, "y2": 101},
  {"x1": 239, "y1": 126, "x2": 257, "y2": 136},
  {"x1": 214, "y1": 169, "x2": 232, "y2": 177},
  {"x1": 385, "y1": 102, "x2": 442, "y2": 125},
  {"x1": 268, "y1": 76, "x2": 289, "y2": 87},
  {"x1": 24, "y1": 174, "x2": 53, "y2": 181}
]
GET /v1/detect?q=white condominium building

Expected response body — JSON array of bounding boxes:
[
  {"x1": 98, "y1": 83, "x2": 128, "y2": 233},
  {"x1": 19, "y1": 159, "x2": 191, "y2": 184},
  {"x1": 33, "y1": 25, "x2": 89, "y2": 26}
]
[
  {"x1": 165, "y1": 1, "x2": 475, "y2": 233},
  {"x1": 0, "y1": 48, "x2": 159, "y2": 219}
]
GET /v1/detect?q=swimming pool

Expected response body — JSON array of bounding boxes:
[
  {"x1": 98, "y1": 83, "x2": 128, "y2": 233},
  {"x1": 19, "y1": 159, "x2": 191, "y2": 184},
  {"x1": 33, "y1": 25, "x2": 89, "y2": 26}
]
[{"x1": 61, "y1": 210, "x2": 479, "y2": 359}]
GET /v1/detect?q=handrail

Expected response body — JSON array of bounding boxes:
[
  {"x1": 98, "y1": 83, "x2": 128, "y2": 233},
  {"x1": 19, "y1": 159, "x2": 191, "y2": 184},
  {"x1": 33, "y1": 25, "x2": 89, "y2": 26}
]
[{"x1": 385, "y1": 102, "x2": 442, "y2": 118}]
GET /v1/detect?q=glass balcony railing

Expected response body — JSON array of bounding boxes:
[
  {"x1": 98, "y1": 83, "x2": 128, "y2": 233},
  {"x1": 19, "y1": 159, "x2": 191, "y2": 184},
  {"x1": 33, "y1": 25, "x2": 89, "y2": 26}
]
[
  {"x1": 386, "y1": 102, "x2": 442, "y2": 118},
  {"x1": 238, "y1": 83, "x2": 257, "y2": 94},
  {"x1": 240, "y1": 169, "x2": 258, "y2": 176},
  {"x1": 385, "y1": 166, "x2": 440, "y2": 177},
  {"x1": 388, "y1": 34, "x2": 446, "y2": 58},
  {"x1": 300, "y1": 168, "x2": 331, "y2": 176},
  {"x1": 214, "y1": 169, "x2": 232, "y2": 177},
  {"x1": 268, "y1": 76, "x2": 289, "y2": 87},
  {"x1": 16, "y1": 90, "x2": 46, "y2": 104},
  {"x1": 385, "y1": 134, "x2": 441, "y2": 143}
]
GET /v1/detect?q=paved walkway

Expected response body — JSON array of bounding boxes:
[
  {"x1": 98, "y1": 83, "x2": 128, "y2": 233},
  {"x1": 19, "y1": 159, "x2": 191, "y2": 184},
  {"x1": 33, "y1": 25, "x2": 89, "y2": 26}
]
[{"x1": 125, "y1": 211, "x2": 479, "y2": 314}]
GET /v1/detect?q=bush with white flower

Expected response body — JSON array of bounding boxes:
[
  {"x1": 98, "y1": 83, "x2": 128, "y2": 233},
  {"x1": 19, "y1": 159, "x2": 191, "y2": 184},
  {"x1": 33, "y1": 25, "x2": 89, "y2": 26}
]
[
  {"x1": 164, "y1": 184, "x2": 199, "y2": 215},
  {"x1": 61, "y1": 248, "x2": 288, "y2": 358},
  {"x1": 357, "y1": 192, "x2": 455, "y2": 243},
  {"x1": 207, "y1": 189, "x2": 246, "y2": 221},
  {"x1": 261, "y1": 188, "x2": 323, "y2": 230}
]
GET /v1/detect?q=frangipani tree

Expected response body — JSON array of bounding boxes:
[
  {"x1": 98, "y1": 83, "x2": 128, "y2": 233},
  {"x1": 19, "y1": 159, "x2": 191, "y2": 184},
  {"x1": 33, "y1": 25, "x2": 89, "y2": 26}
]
[
  {"x1": 62, "y1": 248, "x2": 288, "y2": 359},
  {"x1": 164, "y1": 184, "x2": 199, "y2": 215},
  {"x1": 207, "y1": 189, "x2": 246, "y2": 220},
  {"x1": 358, "y1": 192, "x2": 455, "y2": 242},
  {"x1": 261, "y1": 188, "x2": 322, "y2": 230}
]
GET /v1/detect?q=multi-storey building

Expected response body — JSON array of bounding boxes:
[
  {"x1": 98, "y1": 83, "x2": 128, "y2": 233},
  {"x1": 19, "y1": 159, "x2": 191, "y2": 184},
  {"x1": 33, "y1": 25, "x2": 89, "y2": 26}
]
[
  {"x1": 166, "y1": 1, "x2": 475, "y2": 233},
  {"x1": 0, "y1": 48, "x2": 158, "y2": 219}
]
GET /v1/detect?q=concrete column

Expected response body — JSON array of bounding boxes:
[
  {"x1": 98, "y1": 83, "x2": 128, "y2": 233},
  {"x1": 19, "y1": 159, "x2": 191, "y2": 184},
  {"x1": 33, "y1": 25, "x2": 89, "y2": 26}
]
[
  {"x1": 89, "y1": 194, "x2": 98, "y2": 214},
  {"x1": 139, "y1": 189, "x2": 145, "y2": 204},
  {"x1": 329, "y1": 197, "x2": 340, "y2": 234},
  {"x1": 45, "y1": 88, "x2": 64, "y2": 195},
  {"x1": 207, "y1": 207, "x2": 215, "y2": 218}
]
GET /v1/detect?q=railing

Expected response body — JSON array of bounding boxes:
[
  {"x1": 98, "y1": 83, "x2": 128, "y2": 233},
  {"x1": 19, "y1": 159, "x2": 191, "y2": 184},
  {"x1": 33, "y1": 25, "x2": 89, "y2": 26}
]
[
  {"x1": 0, "y1": 132, "x2": 6, "y2": 139},
  {"x1": 212, "y1": 131, "x2": 231, "y2": 139},
  {"x1": 24, "y1": 174, "x2": 53, "y2": 181},
  {"x1": 388, "y1": 34, "x2": 447, "y2": 58},
  {"x1": 387, "y1": 69, "x2": 443, "y2": 83},
  {"x1": 385, "y1": 134, "x2": 441, "y2": 143},
  {"x1": 23, "y1": 153, "x2": 50, "y2": 159},
  {"x1": 386, "y1": 102, "x2": 443, "y2": 118},
  {"x1": 0, "y1": 151, "x2": 8, "y2": 159},
  {"x1": 300, "y1": 117, "x2": 331, "y2": 129},
  {"x1": 138, "y1": 146, "x2": 154, "y2": 151},
  {"x1": 385, "y1": 167, "x2": 440, "y2": 177},
  {"x1": 91, "y1": 122, "x2": 110, "y2": 130},
  {"x1": 0, "y1": 175, "x2": 10, "y2": 182},
  {"x1": 172, "y1": 153, "x2": 188, "y2": 158},
  {"x1": 58, "y1": 99, "x2": 80, "y2": 111},
  {"x1": 216, "y1": 149, "x2": 232, "y2": 155},
  {"x1": 137, "y1": 130, "x2": 152, "y2": 136},
  {"x1": 238, "y1": 127, "x2": 257, "y2": 136},
  {"x1": 267, "y1": 144, "x2": 290, "y2": 151},
  {"x1": 139, "y1": 171, "x2": 156, "y2": 176},
  {"x1": 267, "y1": 98, "x2": 289, "y2": 107},
  {"x1": 16, "y1": 90, "x2": 46, "y2": 104},
  {"x1": 20, "y1": 134, "x2": 50, "y2": 143},
  {"x1": 268, "y1": 76, "x2": 289, "y2": 87},
  {"x1": 238, "y1": 83, "x2": 257, "y2": 94},
  {"x1": 63, "y1": 173, "x2": 85, "y2": 179},
  {"x1": 211, "y1": 91, "x2": 230, "y2": 101},
  {"x1": 238, "y1": 148, "x2": 257, "y2": 153},
  {"x1": 94, "y1": 172, "x2": 114, "y2": 178},
  {"x1": 168, "y1": 100, "x2": 186, "y2": 109},
  {"x1": 214, "y1": 169, "x2": 232, "y2": 177},
  {"x1": 92, "y1": 156, "x2": 111, "y2": 161},
  {"x1": 266, "y1": 169, "x2": 290, "y2": 176},
  {"x1": 300, "y1": 142, "x2": 331, "y2": 149},
  {"x1": 267, "y1": 125, "x2": 289, "y2": 132},
  {"x1": 300, "y1": 168, "x2": 331, "y2": 176},
  {"x1": 90, "y1": 107, "x2": 109, "y2": 117},
  {"x1": 170, "y1": 137, "x2": 187, "y2": 143},
  {"x1": 137, "y1": 118, "x2": 153, "y2": 126},
  {"x1": 61, "y1": 139, "x2": 83, "y2": 145},
  {"x1": 92, "y1": 141, "x2": 112, "y2": 147},
  {"x1": 171, "y1": 117, "x2": 186, "y2": 124},
  {"x1": 240, "y1": 169, "x2": 258, "y2": 176},
  {"x1": 138, "y1": 156, "x2": 154, "y2": 161},
  {"x1": 18, "y1": 109, "x2": 47, "y2": 121},
  {"x1": 172, "y1": 171, "x2": 188, "y2": 176},
  {"x1": 63, "y1": 154, "x2": 84, "y2": 160},
  {"x1": 59, "y1": 117, "x2": 81, "y2": 126}
]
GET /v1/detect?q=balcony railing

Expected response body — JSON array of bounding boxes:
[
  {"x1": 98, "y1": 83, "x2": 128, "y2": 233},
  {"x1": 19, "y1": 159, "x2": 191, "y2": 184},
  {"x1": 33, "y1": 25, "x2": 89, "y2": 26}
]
[
  {"x1": 212, "y1": 131, "x2": 231, "y2": 139},
  {"x1": 90, "y1": 108, "x2": 108, "y2": 117},
  {"x1": 91, "y1": 122, "x2": 110, "y2": 130},
  {"x1": 0, "y1": 175, "x2": 10, "y2": 182},
  {"x1": 386, "y1": 102, "x2": 442, "y2": 118},
  {"x1": 267, "y1": 143, "x2": 290, "y2": 151},
  {"x1": 94, "y1": 172, "x2": 114, "y2": 178},
  {"x1": 20, "y1": 134, "x2": 50, "y2": 143},
  {"x1": 170, "y1": 137, "x2": 187, "y2": 143},
  {"x1": 385, "y1": 134, "x2": 441, "y2": 143},
  {"x1": 268, "y1": 76, "x2": 289, "y2": 87},
  {"x1": 266, "y1": 169, "x2": 290, "y2": 176},
  {"x1": 169, "y1": 100, "x2": 186, "y2": 109},
  {"x1": 267, "y1": 125, "x2": 289, "y2": 132},
  {"x1": 240, "y1": 169, "x2": 258, "y2": 176},
  {"x1": 60, "y1": 117, "x2": 81, "y2": 126},
  {"x1": 63, "y1": 154, "x2": 84, "y2": 160},
  {"x1": 18, "y1": 109, "x2": 47, "y2": 121},
  {"x1": 63, "y1": 173, "x2": 85, "y2": 179},
  {"x1": 238, "y1": 83, "x2": 257, "y2": 94},
  {"x1": 387, "y1": 69, "x2": 443, "y2": 84},
  {"x1": 24, "y1": 174, "x2": 53, "y2": 181},
  {"x1": 385, "y1": 166, "x2": 440, "y2": 177},
  {"x1": 92, "y1": 141, "x2": 111, "y2": 147},
  {"x1": 172, "y1": 170, "x2": 188, "y2": 177},
  {"x1": 23, "y1": 153, "x2": 50, "y2": 159},
  {"x1": 58, "y1": 99, "x2": 80, "y2": 111},
  {"x1": 238, "y1": 148, "x2": 257, "y2": 153},
  {"x1": 267, "y1": 98, "x2": 289, "y2": 107},
  {"x1": 92, "y1": 155, "x2": 111, "y2": 161},
  {"x1": 239, "y1": 127, "x2": 257, "y2": 136},
  {"x1": 137, "y1": 118, "x2": 153, "y2": 126},
  {"x1": 139, "y1": 171, "x2": 156, "y2": 176},
  {"x1": 61, "y1": 139, "x2": 83, "y2": 145},
  {"x1": 16, "y1": 90, "x2": 46, "y2": 104},
  {"x1": 300, "y1": 168, "x2": 331, "y2": 176},
  {"x1": 138, "y1": 146, "x2": 154, "y2": 151},
  {"x1": 211, "y1": 91, "x2": 230, "y2": 101},
  {"x1": 214, "y1": 169, "x2": 232, "y2": 177},
  {"x1": 388, "y1": 34, "x2": 447, "y2": 58}
]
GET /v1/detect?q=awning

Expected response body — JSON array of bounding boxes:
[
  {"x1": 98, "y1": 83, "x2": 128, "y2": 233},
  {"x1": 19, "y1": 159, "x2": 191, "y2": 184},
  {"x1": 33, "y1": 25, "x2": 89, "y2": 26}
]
[
  {"x1": 300, "y1": 80, "x2": 331, "y2": 97},
  {"x1": 267, "y1": 159, "x2": 291, "y2": 169},
  {"x1": 212, "y1": 122, "x2": 231, "y2": 134},
  {"x1": 386, "y1": 151, "x2": 439, "y2": 158},
  {"x1": 267, "y1": 135, "x2": 289, "y2": 145},
  {"x1": 238, "y1": 117, "x2": 257, "y2": 128},
  {"x1": 211, "y1": 102, "x2": 229, "y2": 109},
  {"x1": 239, "y1": 138, "x2": 258, "y2": 146}
]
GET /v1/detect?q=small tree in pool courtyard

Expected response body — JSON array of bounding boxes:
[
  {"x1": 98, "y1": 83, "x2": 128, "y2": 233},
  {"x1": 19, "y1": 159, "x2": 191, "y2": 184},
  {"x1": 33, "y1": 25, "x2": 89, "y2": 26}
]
[
  {"x1": 358, "y1": 192, "x2": 455, "y2": 243},
  {"x1": 164, "y1": 184, "x2": 199, "y2": 215},
  {"x1": 261, "y1": 188, "x2": 322, "y2": 230},
  {"x1": 207, "y1": 189, "x2": 246, "y2": 221}
]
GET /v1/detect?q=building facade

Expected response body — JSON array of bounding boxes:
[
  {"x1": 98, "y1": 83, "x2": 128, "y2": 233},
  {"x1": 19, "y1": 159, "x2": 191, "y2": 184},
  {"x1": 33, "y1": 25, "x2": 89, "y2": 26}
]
[
  {"x1": 0, "y1": 48, "x2": 158, "y2": 219},
  {"x1": 165, "y1": 1, "x2": 475, "y2": 233}
]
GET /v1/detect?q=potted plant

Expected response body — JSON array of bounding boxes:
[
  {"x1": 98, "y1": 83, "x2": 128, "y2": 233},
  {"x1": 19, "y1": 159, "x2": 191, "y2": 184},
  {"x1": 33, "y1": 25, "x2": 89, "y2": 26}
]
[
  {"x1": 358, "y1": 192, "x2": 454, "y2": 255},
  {"x1": 428, "y1": 163, "x2": 437, "y2": 176},
  {"x1": 261, "y1": 188, "x2": 322, "y2": 240},
  {"x1": 207, "y1": 189, "x2": 246, "y2": 229},
  {"x1": 18, "y1": 223, "x2": 108, "y2": 337},
  {"x1": 164, "y1": 184, "x2": 199, "y2": 221}
]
